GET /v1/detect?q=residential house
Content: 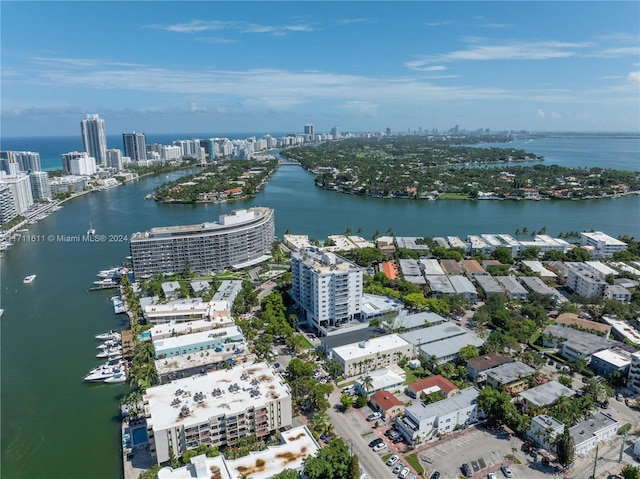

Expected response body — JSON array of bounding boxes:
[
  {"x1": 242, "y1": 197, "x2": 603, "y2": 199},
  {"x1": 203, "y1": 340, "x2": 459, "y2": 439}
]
[
  {"x1": 369, "y1": 390, "x2": 405, "y2": 421},
  {"x1": 406, "y1": 375, "x2": 460, "y2": 399}
]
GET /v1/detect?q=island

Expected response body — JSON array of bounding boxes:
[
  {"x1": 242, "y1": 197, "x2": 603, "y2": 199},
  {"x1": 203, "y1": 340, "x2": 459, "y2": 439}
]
[{"x1": 281, "y1": 136, "x2": 640, "y2": 200}]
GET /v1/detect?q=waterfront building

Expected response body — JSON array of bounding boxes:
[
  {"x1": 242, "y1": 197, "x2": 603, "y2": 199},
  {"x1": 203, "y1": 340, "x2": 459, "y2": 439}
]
[
  {"x1": 29, "y1": 171, "x2": 52, "y2": 200},
  {"x1": 565, "y1": 262, "x2": 607, "y2": 298},
  {"x1": 152, "y1": 325, "x2": 245, "y2": 358},
  {"x1": 105, "y1": 148, "x2": 123, "y2": 171},
  {"x1": 330, "y1": 334, "x2": 412, "y2": 377},
  {"x1": 123, "y1": 132, "x2": 147, "y2": 162},
  {"x1": 49, "y1": 175, "x2": 87, "y2": 194},
  {"x1": 149, "y1": 319, "x2": 218, "y2": 341},
  {"x1": 395, "y1": 387, "x2": 480, "y2": 444},
  {"x1": 0, "y1": 151, "x2": 20, "y2": 175},
  {"x1": 156, "y1": 426, "x2": 319, "y2": 479},
  {"x1": 81, "y1": 114, "x2": 107, "y2": 165},
  {"x1": 628, "y1": 352, "x2": 640, "y2": 395},
  {"x1": 601, "y1": 315, "x2": 640, "y2": 344},
  {"x1": 0, "y1": 174, "x2": 33, "y2": 214},
  {"x1": 11, "y1": 151, "x2": 42, "y2": 172},
  {"x1": 570, "y1": 412, "x2": 618, "y2": 457},
  {"x1": 61, "y1": 151, "x2": 97, "y2": 176},
  {"x1": 130, "y1": 207, "x2": 275, "y2": 280},
  {"x1": 144, "y1": 298, "x2": 209, "y2": 324},
  {"x1": 0, "y1": 185, "x2": 17, "y2": 225},
  {"x1": 395, "y1": 236, "x2": 430, "y2": 251},
  {"x1": 144, "y1": 362, "x2": 292, "y2": 464},
  {"x1": 290, "y1": 247, "x2": 363, "y2": 334},
  {"x1": 580, "y1": 231, "x2": 628, "y2": 258}
]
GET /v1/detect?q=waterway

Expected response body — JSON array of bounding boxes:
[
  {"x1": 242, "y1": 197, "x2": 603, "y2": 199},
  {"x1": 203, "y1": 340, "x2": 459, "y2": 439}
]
[{"x1": 1, "y1": 139, "x2": 639, "y2": 478}]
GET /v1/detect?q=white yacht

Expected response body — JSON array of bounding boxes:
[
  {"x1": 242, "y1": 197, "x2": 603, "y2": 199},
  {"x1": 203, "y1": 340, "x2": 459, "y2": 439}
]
[
  {"x1": 23, "y1": 275, "x2": 36, "y2": 284},
  {"x1": 95, "y1": 330, "x2": 120, "y2": 341},
  {"x1": 104, "y1": 372, "x2": 127, "y2": 384}
]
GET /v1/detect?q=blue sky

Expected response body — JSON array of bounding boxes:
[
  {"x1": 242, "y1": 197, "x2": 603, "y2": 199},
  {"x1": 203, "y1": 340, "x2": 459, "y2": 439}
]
[{"x1": 2, "y1": 1, "x2": 639, "y2": 137}]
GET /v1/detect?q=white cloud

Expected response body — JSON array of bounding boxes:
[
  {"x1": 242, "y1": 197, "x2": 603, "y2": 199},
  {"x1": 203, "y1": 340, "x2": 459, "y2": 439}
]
[
  {"x1": 537, "y1": 109, "x2": 545, "y2": 118},
  {"x1": 627, "y1": 71, "x2": 640, "y2": 83},
  {"x1": 340, "y1": 101, "x2": 379, "y2": 117},
  {"x1": 426, "y1": 20, "x2": 453, "y2": 27},
  {"x1": 149, "y1": 20, "x2": 317, "y2": 36},
  {"x1": 336, "y1": 18, "x2": 371, "y2": 25}
]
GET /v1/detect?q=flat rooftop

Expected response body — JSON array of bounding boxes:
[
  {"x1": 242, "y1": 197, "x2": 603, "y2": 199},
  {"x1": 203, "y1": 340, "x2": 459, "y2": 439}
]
[
  {"x1": 150, "y1": 319, "x2": 217, "y2": 339},
  {"x1": 144, "y1": 362, "x2": 290, "y2": 431},
  {"x1": 419, "y1": 333, "x2": 485, "y2": 361},
  {"x1": 157, "y1": 425, "x2": 319, "y2": 479},
  {"x1": 153, "y1": 325, "x2": 245, "y2": 353},
  {"x1": 543, "y1": 324, "x2": 616, "y2": 355},
  {"x1": 485, "y1": 361, "x2": 536, "y2": 385},
  {"x1": 395, "y1": 237, "x2": 430, "y2": 251},
  {"x1": 293, "y1": 248, "x2": 362, "y2": 275},
  {"x1": 591, "y1": 349, "x2": 631, "y2": 368},
  {"x1": 391, "y1": 312, "x2": 447, "y2": 330},
  {"x1": 519, "y1": 380, "x2": 575, "y2": 407},
  {"x1": 570, "y1": 412, "x2": 618, "y2": 446},
  {"x1": 406, "y1": 387, "x2": 479, "y2": 421},
  {"x1": 400, "y1": 323, "x2": 467, "y2": 346},
  {"x1": 426, "y1": 275, "x2": 455, "y2": 294},
  {"x1": 420, "y1": 259, "x2": 445, "y2": 275},
  {"x1": 521, "y1": 261, "x2": 557, "y2": 278},
  {"x1": 332, "y1": 334, "x2": 411, "y2": 362}
]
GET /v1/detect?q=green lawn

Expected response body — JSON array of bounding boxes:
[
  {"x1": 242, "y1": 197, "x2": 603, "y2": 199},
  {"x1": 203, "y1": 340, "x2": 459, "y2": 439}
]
[
  {"x1": 404, "y1": 452, "x2": 424, "y2": 476},
  {"x1": 438, "y1": 193, "x2": 471, "y2": 200},
  {"x1": 403, "y1": 366, "x2": 430, "y2": 385},
  {"x1": 295, "y1": 334, "x2": 315, "y2": 350}
]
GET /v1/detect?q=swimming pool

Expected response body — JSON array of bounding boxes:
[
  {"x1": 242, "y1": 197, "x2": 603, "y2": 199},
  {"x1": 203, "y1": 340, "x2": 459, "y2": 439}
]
[{"x1": 131, "y1": 427, "x2": 148, "y2": 446}]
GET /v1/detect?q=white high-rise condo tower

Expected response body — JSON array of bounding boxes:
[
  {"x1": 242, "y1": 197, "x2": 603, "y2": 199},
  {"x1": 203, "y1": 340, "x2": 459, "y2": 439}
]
[{"x1": 81, "y1": 114, "x2": 107, "y2": 166}]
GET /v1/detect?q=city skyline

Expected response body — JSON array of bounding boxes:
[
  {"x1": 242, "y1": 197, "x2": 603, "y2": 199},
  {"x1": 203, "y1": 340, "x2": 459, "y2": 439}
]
[{"x1": 2, "y1": 1, "x2": 639, "y2": 137}]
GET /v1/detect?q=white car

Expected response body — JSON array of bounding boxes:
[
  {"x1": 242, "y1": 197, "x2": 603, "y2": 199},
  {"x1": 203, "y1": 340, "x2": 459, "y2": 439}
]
[
  {"x1": 398, "y1": 467, "x2": 410, "y2": 479},
  {"x1": 487, "y1": 474, "x2": 498, "y2": 479},
  {"x1": 500, "y1": 465, "x2": 513, "y2": 478},
  {"x1": 372, "y1": 442, "x2": 387, "y2": 452},
  {"x1": 367, "y1": 412, "x2": 382, "y2": 421},
  {"x1": 386, "y1": 455, "x2": 399, "y2": 466}
]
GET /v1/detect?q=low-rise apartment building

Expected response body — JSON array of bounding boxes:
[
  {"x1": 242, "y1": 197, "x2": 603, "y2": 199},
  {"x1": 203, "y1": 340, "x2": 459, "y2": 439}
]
[
  {"x1": 331, "y1": 334, "x2": 413, "y2": 377},
  {"x1": 144, "y1": 362, "x2": 292, "y2": 464}
]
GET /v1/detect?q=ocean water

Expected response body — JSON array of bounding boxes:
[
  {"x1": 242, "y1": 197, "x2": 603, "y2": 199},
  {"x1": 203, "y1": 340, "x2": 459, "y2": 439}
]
[{"x1": 0, "y1": 132, "x2": 289, "y2": 171}]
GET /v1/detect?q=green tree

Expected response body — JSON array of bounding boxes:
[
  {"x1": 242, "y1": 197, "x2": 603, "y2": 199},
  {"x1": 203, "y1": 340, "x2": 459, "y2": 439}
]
[
  {"x1": 303, "y1": 437, "x2": 353, "y2": 479},
  {"x1": 340, "y1": 393, "x2": 353, "y2": 411},
  {"x1": 621, "y1": 464, "x2": 640, "y2": 479},
  {"x1": 348, "y1": 454, "x2": 360, "y2": 479},
  {"x1": 554, "y1": 428, "x2": 575, "y2": 467},
  {"x1": 271, "y1": 470, "x2": 300, "y2": 479},
  {"x1": 458, "y1": 344, "x2": 479, "y2": 361},
  {"x1": 490, "y1": 246, "x2": 514, "y2": 264},
  {"x1": 360, "y1": 375, "x2": 373, "y2": 394}
]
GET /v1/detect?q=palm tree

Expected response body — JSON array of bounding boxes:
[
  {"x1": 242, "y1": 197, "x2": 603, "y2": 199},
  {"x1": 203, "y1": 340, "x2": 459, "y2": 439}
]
[
  {"x1": 515, "y1": 229, "x2": 521, "y2": 237},
  {"x1": 360, "y1": 375, "x2": 373, "y2": 394}
]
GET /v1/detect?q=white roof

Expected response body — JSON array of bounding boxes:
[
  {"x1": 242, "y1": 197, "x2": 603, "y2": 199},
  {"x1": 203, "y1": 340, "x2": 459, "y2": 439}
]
[
  {"x1": 592, "y1": 349, "x2": 631, "y2": 368},
  {"x1": 150, "y1": 319, "x2": 216, "y2": 339},
  {"x1": 585, "y1": 261, "x2": 618, "y2": 276},
  {"x1": 356, "y1": 364, "x2": 406, "y2": 391},
  {"x1": 157, "y1": 426, "x2": 320, "y2": 479},
  {"x1": 153, "y1": 325, "x2": 244, "y2": 353},
  {"x1": 420, "y1": 259, "x2": 445, "y2": 275},
  {"x1": 522, "y1": 261, "x2": 557, "y2": 278},
  {"x1": 333, "y1": 334, "x2": 411, "y2": 362},
  {"x1": 144, "y1": 362, "x2": 290, "y2": 432}
]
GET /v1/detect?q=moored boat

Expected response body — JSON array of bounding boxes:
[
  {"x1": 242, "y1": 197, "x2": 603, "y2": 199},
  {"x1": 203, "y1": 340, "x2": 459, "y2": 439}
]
[{"x1": 23, "y1": 275, "x2": 36, "y2": 284}]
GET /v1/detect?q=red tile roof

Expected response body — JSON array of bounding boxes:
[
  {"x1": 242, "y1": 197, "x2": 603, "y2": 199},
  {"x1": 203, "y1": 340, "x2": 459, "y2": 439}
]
[
  {"x1": 409, "y1": 375, "x2": 458, "y2": 395},
  {"x1": 370, "y1": 390, "x2": 404, "y2": 410}
]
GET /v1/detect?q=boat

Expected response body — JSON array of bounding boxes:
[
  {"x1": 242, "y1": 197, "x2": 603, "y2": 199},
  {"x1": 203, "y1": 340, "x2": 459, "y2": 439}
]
[
  {"x1": 23, "y1": 275, "x2": 36, "y2": 284},
  {"x1": 98, "y1": 268, "x2": 119, "y2": 278},
  {"x1": 104, "y1": 372, "x2": 127, "y2": 384},
  {"x1": 0, "y1": 309, "x2": 3, "y2": 318},
  {"x1": 95, "y1": 330, "x2": 120, "y2": 341},
  {"x1": 87, "y1": 221, "x2": 95, "y2": 236},
  {"x1": 96, "y1": 347, "x2": 122, "y2": 358},
  {"x1": 84, "y1": 366, "x2": 118, "y2": 382}
]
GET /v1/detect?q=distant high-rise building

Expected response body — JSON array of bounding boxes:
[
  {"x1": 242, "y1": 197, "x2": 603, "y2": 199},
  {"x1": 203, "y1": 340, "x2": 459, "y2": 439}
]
[
  {"x1": 122, "y1": 132, "x2": 147, "y2": 162},
  {"x1": 330, "y1": 126, "x2": 339, "y2": 139},
  {"x1": 386, "y1": 127, "x2": 392, "y2": 136},
  {"x1": 8, "y1": 151, "x2": 41, "y2": 172},
  {"x1": 29, "y1": 171, "x2": 52, "y2": 200},
  {"x1": 0, "y1": 151, "x2": 19, "y2": 175},
  {"x1": 304, "y1": 123, "x2": 314, "y2": 141},
  {"x1": 81, "y1": 114, "x2": 107, "y2": 165},
  {"x1": 105, "y1": 148, "x2": 123, "y2": 171},
  {"x1": 0, "y1": 185, "x2": 17, "y2": 225}
]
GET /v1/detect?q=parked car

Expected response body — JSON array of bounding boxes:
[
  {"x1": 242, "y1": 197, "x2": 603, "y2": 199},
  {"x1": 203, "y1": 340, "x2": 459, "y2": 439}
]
[
  {"x1": 616, "y1": 393, "x2": 624, "y2": 401},
  {"x1": 388, "y1": 430, "x2": 400, "y2": 440},
  {"x1": 368, "y1": 438, "x2": 383, "y2": 448},
  {"x1": 487, "y1": 474, "x2": 498, "y2": 479},
  {"x1": 372, "y1": 442, "x2": 387, "y2": 452},
  {"x1": 430, "y1": 473, "x2": 441, "y2": 479},
  {"x1": 392, "y1": 463, "x2": 404, "y2": 474},
  {"x1": 386, "y1": 455, "x2": 399, "y2": 466},
  {"x1": 461, "y1": 463, "x2": 472, "y2": 478},
  {"x1": 530, "y1": 448, "x2": 538, "y2": 457},
  {"x1": 500, "y1": 465, "x2": 513, "y2": 478},
  {"x1": 393, "y1": 436, "x2": 404, "y2": 444},
  {"x1": 367, "y1": 412, "x2": 382, "y2": 421},
  {"x1": 398, "y1": 467, "x2": 410, "y2": 479}
]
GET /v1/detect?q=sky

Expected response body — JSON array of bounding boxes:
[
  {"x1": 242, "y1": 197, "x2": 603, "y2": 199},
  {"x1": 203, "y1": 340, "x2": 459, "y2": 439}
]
[{"x1": 1, "y1": 1, "x2": 639, "y2": 137}]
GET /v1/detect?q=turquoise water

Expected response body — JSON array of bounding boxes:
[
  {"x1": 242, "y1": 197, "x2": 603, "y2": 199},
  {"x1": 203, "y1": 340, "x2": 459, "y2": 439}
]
[{"x1": 0, "y1": 136, "x2": 638, "y2": 479}]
